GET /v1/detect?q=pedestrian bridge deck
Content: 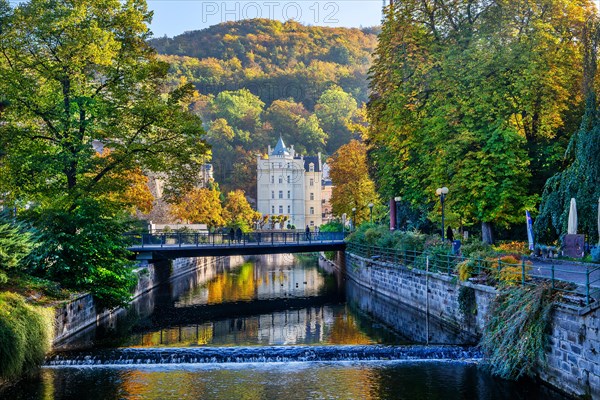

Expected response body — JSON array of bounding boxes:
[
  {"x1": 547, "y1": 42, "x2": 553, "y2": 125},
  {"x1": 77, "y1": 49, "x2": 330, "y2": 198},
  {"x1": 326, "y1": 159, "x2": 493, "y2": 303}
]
[{"x1": 127, "y1": 231, "x2": 346, "y2": 260}]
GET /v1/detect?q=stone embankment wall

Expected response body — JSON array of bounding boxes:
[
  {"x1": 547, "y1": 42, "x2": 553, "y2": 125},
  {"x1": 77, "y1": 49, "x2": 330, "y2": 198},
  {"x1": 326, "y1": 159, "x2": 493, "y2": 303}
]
[
  {"x1": 53, "y1": 256, "x2": 244, "y2": 345},
  {"x1": 342, "y1": 252, "x2": 600, "y2": 400}
]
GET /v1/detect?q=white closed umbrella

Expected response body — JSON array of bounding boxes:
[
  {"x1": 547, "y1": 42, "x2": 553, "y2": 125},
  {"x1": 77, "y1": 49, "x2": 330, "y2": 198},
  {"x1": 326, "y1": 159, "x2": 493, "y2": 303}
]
[{"x1": 567, "y1": 198, "x2": 578, "y2": 235}]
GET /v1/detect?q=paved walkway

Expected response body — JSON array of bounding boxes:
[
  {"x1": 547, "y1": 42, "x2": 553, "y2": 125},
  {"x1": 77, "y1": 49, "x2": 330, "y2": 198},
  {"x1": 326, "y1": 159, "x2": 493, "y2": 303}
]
[{"x1": 528, "y1": 258, "x2": 600, "y2": 298}]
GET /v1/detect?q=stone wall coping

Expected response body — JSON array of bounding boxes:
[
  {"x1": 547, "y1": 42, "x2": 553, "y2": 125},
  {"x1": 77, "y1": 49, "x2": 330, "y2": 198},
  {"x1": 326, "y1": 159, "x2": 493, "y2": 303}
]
[{"x1": 347, "y1": 251, "x2": 592, "y2": 314}]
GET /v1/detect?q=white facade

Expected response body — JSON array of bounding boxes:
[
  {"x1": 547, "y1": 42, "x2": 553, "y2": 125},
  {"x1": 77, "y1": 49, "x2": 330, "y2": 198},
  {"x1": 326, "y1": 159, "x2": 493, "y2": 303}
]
[{"x1": 256, "y1": 138, "x2": 322, "y2": 229}]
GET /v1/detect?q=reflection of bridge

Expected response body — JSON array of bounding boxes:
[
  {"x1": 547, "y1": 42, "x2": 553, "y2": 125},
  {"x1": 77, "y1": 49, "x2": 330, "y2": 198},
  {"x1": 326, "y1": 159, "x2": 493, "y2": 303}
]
[{"x1": 127, "y1": 232, "x2": 347, "y2": 261}]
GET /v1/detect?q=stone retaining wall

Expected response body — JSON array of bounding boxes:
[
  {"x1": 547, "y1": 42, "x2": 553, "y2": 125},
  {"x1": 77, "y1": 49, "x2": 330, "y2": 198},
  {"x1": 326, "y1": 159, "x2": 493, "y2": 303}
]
[{"x1": 344, "y1": 252, "x2": 600, "y2": 399}]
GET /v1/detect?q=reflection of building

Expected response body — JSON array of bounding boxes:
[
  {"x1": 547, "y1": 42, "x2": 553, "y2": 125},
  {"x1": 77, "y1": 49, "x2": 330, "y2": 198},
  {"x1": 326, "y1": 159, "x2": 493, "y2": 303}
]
[{"x1": 256, "y1": 137, "x2": 322, "y2": 228}]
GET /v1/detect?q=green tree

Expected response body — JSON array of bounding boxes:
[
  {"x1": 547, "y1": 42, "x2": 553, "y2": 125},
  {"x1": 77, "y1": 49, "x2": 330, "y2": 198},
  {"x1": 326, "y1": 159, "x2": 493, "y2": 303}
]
[
  {"x1": 296, "y1": 114, "x2": 327, "y2": 154},
  {"x1": 328, "y1": 140, "x2": 379, "y2": 225},
  {"x1": 536, "y1": 23, "x2": 600, "y2": 244},
  {"x1": 0, "y1": 0, "x2": 208, "y2": 305},
  {"x1": 368, "y1": 0, "x2": 590, "y2": 242},
  {"x1": 210, "y1": 89, "x2": 265, "y2": 134},
  {"x1": 26, "y1": 200, "x2": 137, "y2": 308},
  {"x1": 315, "y1": 86, "x2": 358, "y2": 153}
]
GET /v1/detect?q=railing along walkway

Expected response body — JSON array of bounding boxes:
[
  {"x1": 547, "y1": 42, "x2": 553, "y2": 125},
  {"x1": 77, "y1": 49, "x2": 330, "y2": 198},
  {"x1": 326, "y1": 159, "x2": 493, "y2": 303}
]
[
  {"x1": 346, "y1": 242, "x2": 600, "y2": 307},
  {"x1": 127, "y1": 231, "x2": 346, "y2": 249}
]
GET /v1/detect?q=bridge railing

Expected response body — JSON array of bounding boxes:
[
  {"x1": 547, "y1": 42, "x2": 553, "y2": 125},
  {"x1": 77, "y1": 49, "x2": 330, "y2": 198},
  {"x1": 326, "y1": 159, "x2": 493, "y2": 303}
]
[{"x1": 125, "y1": 231, "x2": 346, "y2": 248}]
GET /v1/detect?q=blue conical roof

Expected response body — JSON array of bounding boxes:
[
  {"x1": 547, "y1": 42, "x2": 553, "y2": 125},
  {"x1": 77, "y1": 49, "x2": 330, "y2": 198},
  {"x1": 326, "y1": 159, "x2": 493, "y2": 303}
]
[{"x1": 272, "y1": 136, "x2": 289, "y2": 156}]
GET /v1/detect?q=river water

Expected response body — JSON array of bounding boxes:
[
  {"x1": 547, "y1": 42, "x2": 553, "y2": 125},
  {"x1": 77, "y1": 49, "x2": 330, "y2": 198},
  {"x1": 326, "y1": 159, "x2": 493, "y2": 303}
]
[{"x1": 3, "y1": 254, "x2": 568, "y2": 399}]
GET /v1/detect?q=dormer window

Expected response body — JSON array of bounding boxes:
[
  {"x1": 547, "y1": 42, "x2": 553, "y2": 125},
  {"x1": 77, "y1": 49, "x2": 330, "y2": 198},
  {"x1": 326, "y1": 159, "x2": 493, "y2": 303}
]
[{"x1": 309, "y1": 163, "x2": 314, "y2": 172}]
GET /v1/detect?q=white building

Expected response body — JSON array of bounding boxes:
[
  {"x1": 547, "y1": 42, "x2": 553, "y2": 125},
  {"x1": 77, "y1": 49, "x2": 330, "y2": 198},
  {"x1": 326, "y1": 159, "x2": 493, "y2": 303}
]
[{"x1": 256, "y1": 137, "x2": 322, "y2": 229}]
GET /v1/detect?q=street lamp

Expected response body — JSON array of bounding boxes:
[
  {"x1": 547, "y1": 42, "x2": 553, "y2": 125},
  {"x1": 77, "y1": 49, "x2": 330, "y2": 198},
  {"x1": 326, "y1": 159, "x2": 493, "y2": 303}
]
[
  {"x1": 352, "y1": 207, "x2": 356, "y2": 231},
  {"x1": 368, "y1": 203, "x2": 374, "y2": 223},
  {"x1": 394, "y1": 196, "x2": 401, "y2": 231},
  {"x1": 435, "y1": 187, "x2": 449, "y2": 241}
]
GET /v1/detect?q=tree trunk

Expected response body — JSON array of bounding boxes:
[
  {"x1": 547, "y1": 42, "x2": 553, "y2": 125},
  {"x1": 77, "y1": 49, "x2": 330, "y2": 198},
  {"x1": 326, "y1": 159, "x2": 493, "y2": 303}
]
[{"x1": 482, "y1": 221, "x2": 494, "y2": 244}]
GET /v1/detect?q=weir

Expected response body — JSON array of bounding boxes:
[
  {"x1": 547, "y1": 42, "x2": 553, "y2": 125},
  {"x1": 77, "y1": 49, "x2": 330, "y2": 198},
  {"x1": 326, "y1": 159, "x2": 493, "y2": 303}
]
[{"x1": 46, "y1": 345, "x2": 482, "y2": 366}]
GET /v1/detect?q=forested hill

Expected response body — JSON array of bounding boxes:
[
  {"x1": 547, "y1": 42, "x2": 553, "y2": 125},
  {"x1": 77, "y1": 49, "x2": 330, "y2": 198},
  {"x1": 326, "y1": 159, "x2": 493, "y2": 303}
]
[
  {"x1": 149, "y1": 19, "x2": 379, "y2": 199},
  {"x1": 151, "y1": 19, "x2": 377, "y2": 71},
  {"x1": 150, "y1": 19, "x2": 377, "y2": 107}
]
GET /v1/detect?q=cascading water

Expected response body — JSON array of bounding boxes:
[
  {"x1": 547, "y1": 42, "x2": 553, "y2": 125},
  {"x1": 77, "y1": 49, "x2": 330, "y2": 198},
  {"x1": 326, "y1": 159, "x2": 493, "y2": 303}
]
[{"x1": 46, "y1": 345, "x2": 482, "y2": 366}]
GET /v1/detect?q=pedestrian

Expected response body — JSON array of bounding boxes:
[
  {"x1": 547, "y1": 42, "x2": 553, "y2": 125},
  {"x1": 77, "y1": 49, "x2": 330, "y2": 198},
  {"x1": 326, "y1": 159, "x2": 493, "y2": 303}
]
[
  {"x1": 446, "y1": 226, "x2": 454, "y2": 242},
  {"x1": 229, "y1": 227, "x2": 235, "y2": 243},
  {"x1": 305, "y1": 225, "x2": 310, "y2": 241},
  {"x1": 236, "y1": 227, "x2": 242, "y2": 243}
]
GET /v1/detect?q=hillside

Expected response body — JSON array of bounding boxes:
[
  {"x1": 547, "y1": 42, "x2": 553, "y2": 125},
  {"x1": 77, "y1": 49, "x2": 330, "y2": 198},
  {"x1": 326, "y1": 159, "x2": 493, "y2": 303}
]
[{"x1": 149, "y1": 19, "x2": 378, "y2": 199}]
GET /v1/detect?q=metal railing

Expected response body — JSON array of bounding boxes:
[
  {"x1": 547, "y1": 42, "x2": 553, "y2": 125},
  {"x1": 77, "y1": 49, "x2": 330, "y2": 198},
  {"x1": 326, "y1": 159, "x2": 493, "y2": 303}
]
[
  {"x1": 346, "y1": 242, "x2": 600, "y2": 307},
  {"x1": 126, "y1": 231, "x2": 347, "y2": 248}
]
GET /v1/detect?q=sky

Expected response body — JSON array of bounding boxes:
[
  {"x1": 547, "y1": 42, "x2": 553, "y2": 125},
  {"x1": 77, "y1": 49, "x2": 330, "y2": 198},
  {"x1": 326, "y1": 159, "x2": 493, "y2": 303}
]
[{"x1": 145, "y1": 0, "x2": 386, "y2": 38}]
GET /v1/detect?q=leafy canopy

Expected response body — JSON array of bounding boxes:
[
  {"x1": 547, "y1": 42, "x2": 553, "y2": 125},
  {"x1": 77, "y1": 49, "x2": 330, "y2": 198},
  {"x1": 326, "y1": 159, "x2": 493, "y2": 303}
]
[{"x1": 0, "y1": 0, "x2": 209, "y2": 306}]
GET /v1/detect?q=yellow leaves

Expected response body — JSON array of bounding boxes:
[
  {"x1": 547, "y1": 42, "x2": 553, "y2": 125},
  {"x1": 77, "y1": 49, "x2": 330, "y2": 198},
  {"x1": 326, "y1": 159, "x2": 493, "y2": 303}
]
[
  {"x1": 223, "y1": 190, "x2": 261, "y2": 230},
  {"x1": 121, "y1": 170, "x2": 154, "y2": 214},
  {"x1": 169, "y1": 187, "x2": 225, "y2": 227},
  {"x1": 328, "y1": 140, "x2": 379, "y2": 224}
]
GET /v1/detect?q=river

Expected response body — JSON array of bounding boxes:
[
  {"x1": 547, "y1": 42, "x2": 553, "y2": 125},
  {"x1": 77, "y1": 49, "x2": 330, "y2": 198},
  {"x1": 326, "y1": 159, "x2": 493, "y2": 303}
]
[{"x1": 2, "y1": 254, "x2": 569, "y2": 399}]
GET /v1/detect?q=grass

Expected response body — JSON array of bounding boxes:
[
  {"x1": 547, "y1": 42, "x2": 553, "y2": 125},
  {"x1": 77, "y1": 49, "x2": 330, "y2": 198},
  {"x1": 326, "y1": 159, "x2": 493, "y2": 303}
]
[{"x1": 0, "y1": 292, "x2": 55, "y2": 381}]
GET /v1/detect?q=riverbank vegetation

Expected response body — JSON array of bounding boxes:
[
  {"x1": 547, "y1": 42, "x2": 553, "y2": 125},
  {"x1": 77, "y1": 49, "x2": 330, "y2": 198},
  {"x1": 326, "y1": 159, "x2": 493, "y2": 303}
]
[
  {"x1": 0, "y1": 292, "x2": 54, "y2": 382},
  {"x1": 481, "y1": 284, "x2": 556, "y2": 380}
]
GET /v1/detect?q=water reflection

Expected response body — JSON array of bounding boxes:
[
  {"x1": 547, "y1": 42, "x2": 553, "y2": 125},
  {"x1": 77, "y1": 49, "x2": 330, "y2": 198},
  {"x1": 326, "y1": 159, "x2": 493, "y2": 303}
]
[
  {"x1": 120, "y1": 254, "x2": 400, "y2": 347},
  {"x1": 7, "y1": 362, "x2": 567, "y2": 400},
  {"x1": 125, "y1": 304, "x2": 396, "y2": 347}
]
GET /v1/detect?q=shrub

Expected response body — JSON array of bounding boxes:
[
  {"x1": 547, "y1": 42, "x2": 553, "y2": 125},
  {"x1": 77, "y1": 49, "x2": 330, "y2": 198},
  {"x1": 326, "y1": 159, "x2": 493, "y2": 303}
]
[
  {"x1": 494, "y1": 255, "x2": 531, "y2": 286},
  {"x1": 493, "y1": 241, "x2": 529, "y2": 255},
  {"x1": 457, "y1": 259, "x2": 476, "y2": 281},
  {"x1": 0, "y1": 292, "x2": 54, "y2": 380},
  {"x1": 364, "y1": 226, "x2": 385, "y2": 245},
  {"x1": 395, "y1": 230, "x2": 428, "y2": 252},
  {"x1": 426, "y1": 244, "x2": 453, "y2": 273},
  {"x1": 320, "y1": 220, "x2": 344, "y2": 232},
  {"x1": 461, "y1": 240, "x2": 494, "y2": 258},
  {"x1": 0, "y1": 219, "x2": 36, "y2": 284},
  {"x1": 458, "y1": 286, "x2": 477, "y2": 317},
  {"x1": 592, "y1": 246, "x2": 600, "y2": 263},
  {"x1": 481, "y1": 284, "x2": 555, "y2": 380}
]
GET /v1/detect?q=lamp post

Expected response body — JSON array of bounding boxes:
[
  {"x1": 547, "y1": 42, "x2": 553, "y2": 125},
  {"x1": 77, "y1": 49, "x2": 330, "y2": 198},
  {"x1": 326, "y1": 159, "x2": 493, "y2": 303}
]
[
  {"x1": 352, "y1": 207, "x2": 356, "y2": 231},
  {"x1": 368, "y1": 203, "x2": 374, "y2": 223},
  {"x1": 394, "y1": 196, "x2": 401, "y2": 231},
  {"x1": 435, "y1": 187, "x2": 449, "y2": 241}
]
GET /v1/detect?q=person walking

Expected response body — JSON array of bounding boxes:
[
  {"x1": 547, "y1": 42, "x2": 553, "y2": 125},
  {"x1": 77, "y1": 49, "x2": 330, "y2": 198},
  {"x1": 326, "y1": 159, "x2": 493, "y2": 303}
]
[
  {"x1": 305, "y1": 225, "x2": 310, "y2": 241},
  {"x1": 446, "y1": 226, "x2": 454, "y2": 242},
  {"x1": 229, "y1": 227, "x2": 235, "y2": 243},
  {"x1": 236, "y1": 227, "x2": 242, "y2": 243}
]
